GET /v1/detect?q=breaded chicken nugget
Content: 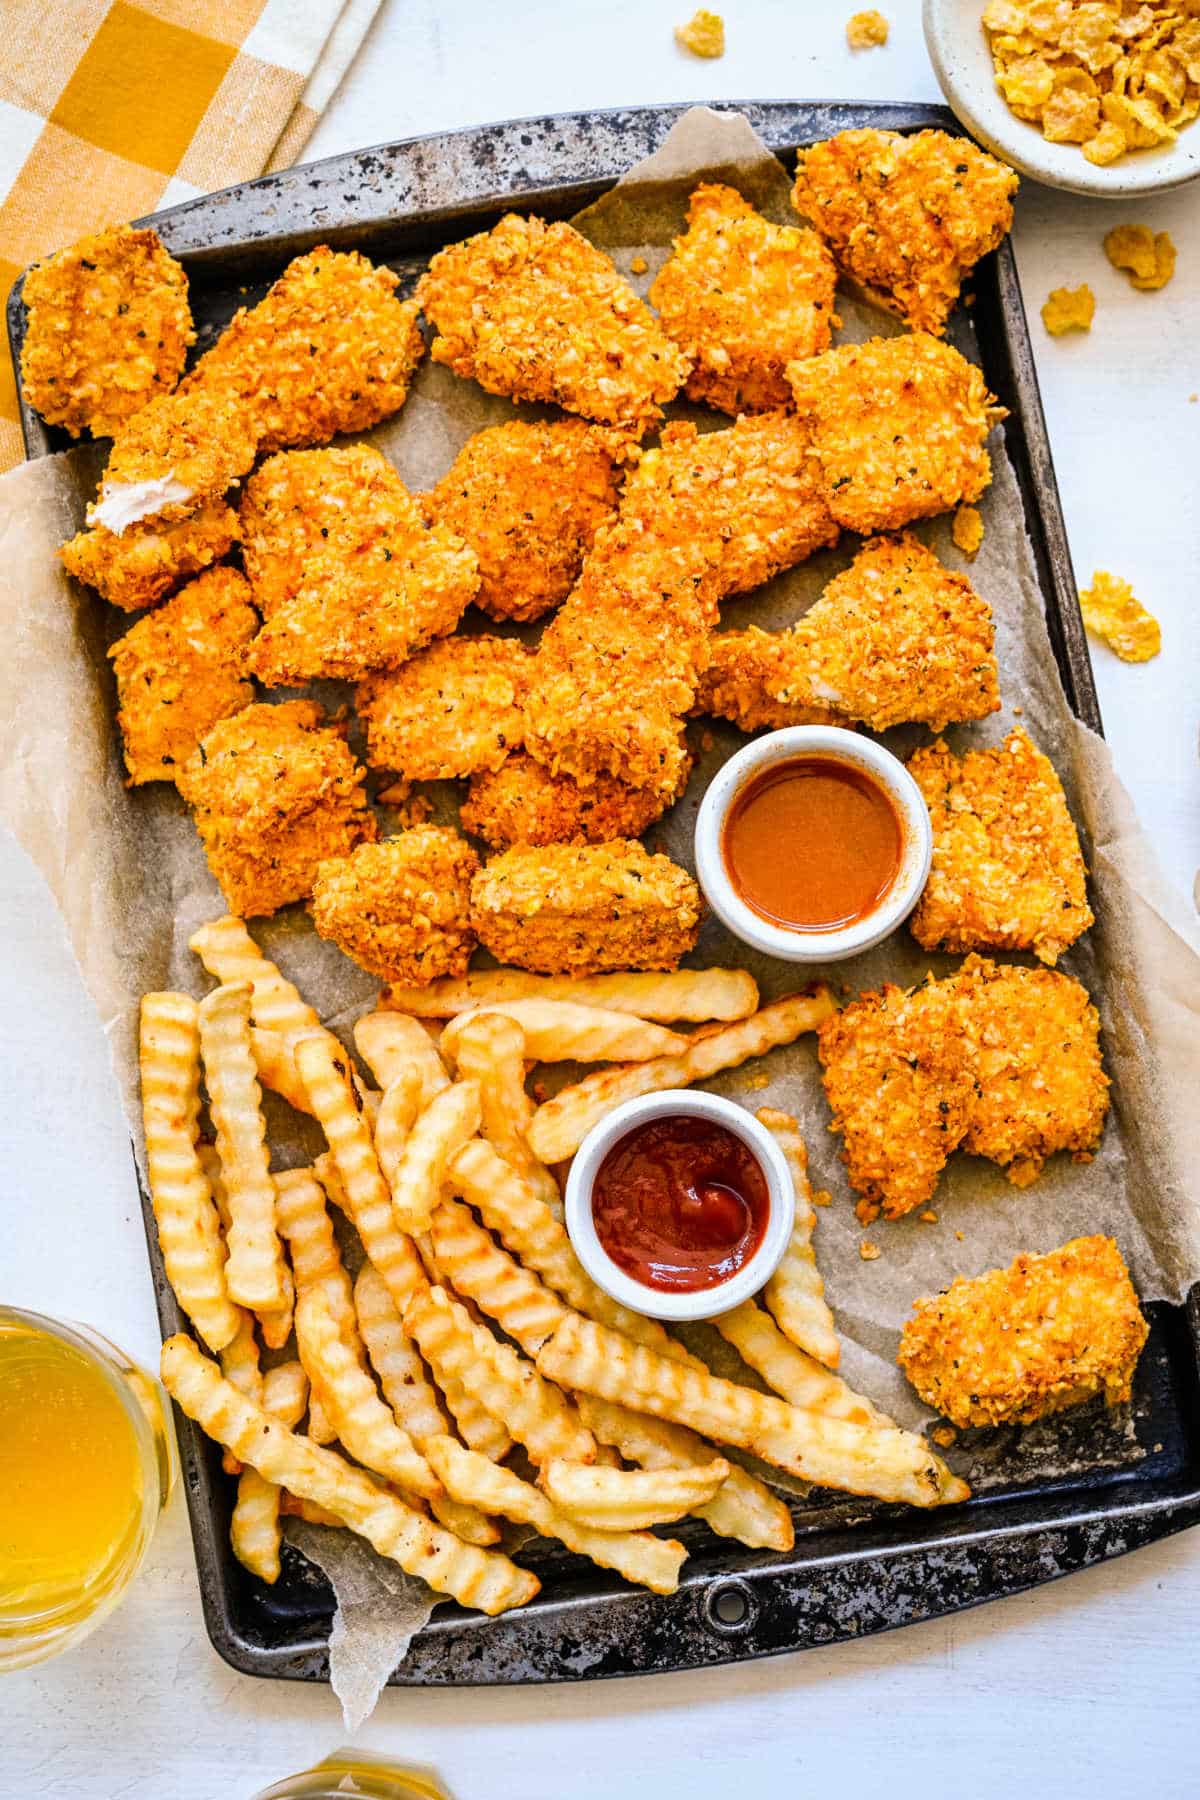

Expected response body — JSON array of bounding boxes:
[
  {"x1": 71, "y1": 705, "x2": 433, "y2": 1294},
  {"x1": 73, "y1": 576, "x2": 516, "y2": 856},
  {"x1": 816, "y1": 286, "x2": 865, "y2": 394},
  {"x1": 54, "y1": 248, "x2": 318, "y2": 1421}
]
[
  {"x1": 649, "y1": 183, "x2": 839, "y2": 414},
  {"x1": 177, "y1": 701, "x2": 376, "y2": 917},
  {"x1": 899, "y1": 1236, "x2": 1146, "y2": 1428},
  {"x1": 460, "y1": 751, "x2": 691, "y2": 849},
  {"x1": 768, "y1": 533, "x2": 1000, "y2": 730},
  {"x1": 818, "y1": 979, "x2": 977, "y2": 1222},
  {"x1": 954, "y1": 956, "x2": 1109, "y2": 1187},
  {"x1": 422, "y1": 420, "x2": 629, "y2": 622},
  {"x1": 310, "y1": 829, "x2": 478, "y2": 984},
  {"x1": 181, "y1": 248, "x2": 423, "y2": 453},
  {"x1": 109, "y1": 566, "x2": 257, "y2": 784},
  {"x1": 61, "y1": 495, "x2": 239, "y2": 612},
  {"x1": 90, "y1": 390, "x2": 259, "y2": 533},
  {"x1": 787, "y1": 335, "x2": 1000, "y2": 534},
  {"x1": 20, "y1": 225, "x2": 193, "y2": 438},
  {"x1": 470, "y1": 841, "x2": 702, "y2": 975},
  {"x1": 416, "y1": 214, "x2": 689, "y2": 428},
  {"x1": 692, "y1": 626, "x2": 841, "y2": 732},
  {"x1": 239, "y1": 446, "x2": 405, "y2": 618},
  {"x1": 793, "y1": 129, "x2": 1017, "y2": 335},
  {"x1": 909, "y1": 729, "x2": 1093, "y2": 964},
  {"x1": 358, "y1": 636, "x2": 531, "y2": 781}
]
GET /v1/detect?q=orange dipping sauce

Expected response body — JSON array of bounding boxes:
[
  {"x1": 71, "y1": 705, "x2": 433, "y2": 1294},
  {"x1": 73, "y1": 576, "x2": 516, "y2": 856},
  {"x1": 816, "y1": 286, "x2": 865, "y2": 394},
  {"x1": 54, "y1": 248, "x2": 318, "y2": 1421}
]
[{"x1": 721, "y1": 755, "x2": 903, "y2": 933}]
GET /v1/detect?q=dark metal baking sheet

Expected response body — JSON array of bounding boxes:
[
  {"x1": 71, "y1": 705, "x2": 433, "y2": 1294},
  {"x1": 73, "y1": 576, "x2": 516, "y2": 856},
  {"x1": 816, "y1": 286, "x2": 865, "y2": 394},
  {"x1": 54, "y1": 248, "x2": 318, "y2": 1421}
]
[{"x1": 11, "y1": 100, "x2": 1199, "y2": 1686}]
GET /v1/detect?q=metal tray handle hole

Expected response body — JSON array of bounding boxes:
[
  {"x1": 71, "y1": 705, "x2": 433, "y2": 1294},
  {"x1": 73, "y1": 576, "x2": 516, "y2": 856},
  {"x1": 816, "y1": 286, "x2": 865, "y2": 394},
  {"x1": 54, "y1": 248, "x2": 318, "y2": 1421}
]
[{"x1": 703, "y1": 1579, "x2": 756, "y2": 1636}]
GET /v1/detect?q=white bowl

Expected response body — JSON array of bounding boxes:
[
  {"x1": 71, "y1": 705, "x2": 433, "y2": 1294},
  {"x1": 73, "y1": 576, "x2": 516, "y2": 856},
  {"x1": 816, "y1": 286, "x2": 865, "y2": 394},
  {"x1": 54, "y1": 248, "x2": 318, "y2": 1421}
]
[
  {"x1": 693, "y1": 726, "x2": 932, "y2": 964},
  {"x1": 564, "y1": 1090, "x2": 795, "y2": 1323},
  {"x1": 924, "y1": 0, "x2": 1200, "y2": 197}
]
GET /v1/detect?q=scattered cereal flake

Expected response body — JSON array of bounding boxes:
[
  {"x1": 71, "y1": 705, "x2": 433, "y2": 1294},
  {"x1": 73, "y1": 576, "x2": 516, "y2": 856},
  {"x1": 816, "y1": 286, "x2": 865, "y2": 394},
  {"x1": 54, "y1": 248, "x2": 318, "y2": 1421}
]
[
  {"x1": 955, "y1": 1229, "x2": 965, "y2": 1241},
  {"x1": 1105, "y1": 224, "x2": 1176, "y2": 291},
  {"x1": 920, "y1": 1209, "x2": 939, "y2": 1224},
  {"x1": 812, "y1": 1188, "x2": 832, "y2": 1208},
  {"x1": 847, "y1": 10, "x2": 889, "y2": 49},
  {"x1": 1080, "y1": 570, "x2": 1161, "y2": 662},
  {"x1": 1041, "y1": 284, "x2": 1095, "y2": 334},
  {"x1": 1082, "y1": 123, "x2": 1128, "y2": 164},
  {"x1": 630, "y1": 256, "x2": 648, "y2": 275},
  {"x1": 859, "y1": 1239, "x2": 881, "y2": 1260},
  {"x1": 675, "y1": 8, "x2": 725, "y2": 56},
  {"x1": 952, "y1": 504, "x2": 984, "y2": 558},
  {"x1": 931, "y1": 1425, "x2": 957, "y2": 1448}
]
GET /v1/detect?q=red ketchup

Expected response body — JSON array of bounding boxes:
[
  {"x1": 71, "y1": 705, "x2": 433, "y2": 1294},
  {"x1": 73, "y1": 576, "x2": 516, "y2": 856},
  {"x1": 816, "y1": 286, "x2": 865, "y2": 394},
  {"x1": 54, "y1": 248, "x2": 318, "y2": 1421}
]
[{"x1": 591, "y1": 1116, "x2": 770, "y2": 1295}]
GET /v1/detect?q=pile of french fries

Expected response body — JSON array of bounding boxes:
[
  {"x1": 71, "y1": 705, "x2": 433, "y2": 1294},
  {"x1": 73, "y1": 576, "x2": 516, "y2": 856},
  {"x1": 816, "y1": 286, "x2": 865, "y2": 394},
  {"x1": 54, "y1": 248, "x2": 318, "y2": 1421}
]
[{"x1": 145, "y1": 916, "x2": 968, "y2": 1620}]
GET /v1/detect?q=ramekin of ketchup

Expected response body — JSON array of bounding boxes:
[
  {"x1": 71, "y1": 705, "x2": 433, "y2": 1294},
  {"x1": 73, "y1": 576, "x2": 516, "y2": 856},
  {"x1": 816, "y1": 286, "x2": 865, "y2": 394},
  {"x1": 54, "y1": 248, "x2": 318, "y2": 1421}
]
[
  {"x1": 694, "y1": 725, "x2": 933, "y2": 964},
  {"x1": 564, "y1": 1091, "x2": 795, "y2": 1322}
]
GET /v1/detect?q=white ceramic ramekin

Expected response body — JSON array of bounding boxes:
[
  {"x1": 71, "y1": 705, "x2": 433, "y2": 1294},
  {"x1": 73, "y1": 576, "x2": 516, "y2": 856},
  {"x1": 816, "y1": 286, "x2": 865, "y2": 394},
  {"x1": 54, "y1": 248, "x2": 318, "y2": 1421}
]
[
  {"x1": 694, "y1": 725, "x2": 932, "y2": 965},
  {"x1": 563, "y1": 1090, "x2": 795, "y2": 1323}
]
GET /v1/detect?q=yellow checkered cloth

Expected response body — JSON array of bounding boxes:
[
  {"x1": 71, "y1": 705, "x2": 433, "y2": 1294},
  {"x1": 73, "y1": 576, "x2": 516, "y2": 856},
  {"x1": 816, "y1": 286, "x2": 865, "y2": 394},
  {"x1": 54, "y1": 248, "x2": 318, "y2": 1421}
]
[{"x1": 0, "y1": 0, "x2": 382, "y2": 470}]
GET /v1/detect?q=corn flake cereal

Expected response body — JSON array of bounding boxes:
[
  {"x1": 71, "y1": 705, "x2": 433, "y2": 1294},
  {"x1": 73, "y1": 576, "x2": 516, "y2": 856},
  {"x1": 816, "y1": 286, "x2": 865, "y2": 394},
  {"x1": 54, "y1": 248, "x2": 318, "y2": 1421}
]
[
  {"x1": 1079, "y1": 569, "x2": 1161, "y2": 661},
  {"x1": 847, "y1": 11, "x2": 889, "y2": 48},
  {"x1": 1104, "y1": 223, "x2": 1176, "y2": 288},
  {"x1": 1041, "y1": 284, "x2": 1095, "y2": 333},
  {"x1": 952, "y1": 504, "x2": 985, "y2": 557},
  {"x1": 675, "y1": 9, "x2": 725, "y2": 56}
]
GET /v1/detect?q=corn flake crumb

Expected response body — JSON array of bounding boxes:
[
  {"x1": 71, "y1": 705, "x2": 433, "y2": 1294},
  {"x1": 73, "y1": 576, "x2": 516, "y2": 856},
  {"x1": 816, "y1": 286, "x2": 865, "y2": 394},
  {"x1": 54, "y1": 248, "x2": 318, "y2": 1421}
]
[
  {"x1": 920, "y1": 1209, "x2": 939, "y2": 1224},
  {"x1": 1042, "y1": 284, "x2": 1095, "y2": 335},
  {"x1": 1080, "y1": 569, "x2": 1161, "y2": 662},
  {"x1": 812, "y1": 1188, "x2": 832, "y2": 1208},
  {"x1": 931, "y1": 1425, "x2": 957, "y2": 1448},
  {"x1": 952, "y1": 504, "x2": 985, "y2": 558},
  {"x1": 630, "y1": 256, "x2": 648, "y2": 276},
  {"x1": 955, "y1": 1230, "x2": 965, "y2": 1242},
  {"x1": 847, "y1": 10, "x2": 889, "y2": 49},
  {"x1": 860, "y1": 1239, "x2": 882, "y2": 1260},
  {"x1": 676, "y1": 9, "x2": 725, "y2": 56},
  {"x1": 1104, "y1": 224, "x2": 1176, "y2": 291}
]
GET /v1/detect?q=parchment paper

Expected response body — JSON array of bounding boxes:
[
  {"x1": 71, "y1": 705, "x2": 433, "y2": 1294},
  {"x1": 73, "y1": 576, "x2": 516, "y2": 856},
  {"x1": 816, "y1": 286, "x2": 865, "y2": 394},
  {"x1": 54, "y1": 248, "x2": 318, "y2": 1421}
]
[{"x1": 2, "y1": 107, "x2": 1199, "y2": 1718}]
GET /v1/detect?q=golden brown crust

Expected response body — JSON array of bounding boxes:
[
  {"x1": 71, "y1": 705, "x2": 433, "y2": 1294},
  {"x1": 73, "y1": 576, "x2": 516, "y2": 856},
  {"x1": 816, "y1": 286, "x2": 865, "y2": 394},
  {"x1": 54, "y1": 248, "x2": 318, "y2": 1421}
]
[
  {"x1": 177, "y1": 701, "x2": 376, "y2": 917},
  {"x1": 898, "y1": 1235, "x2": 1147, "y2": 1428},
  {"x1": 96, "y1": 390, "x2": 259, "y2": 519},
  {"x1": 649, "y1": 183, "x2": 839, "y2": 414},
  {"x1": 239, "y1": 446, "x2": 407, "y2": 619},
  {"x1": 469, "y1": 841, "x2": 702, "y2": 975},
  {"x1": 358, "y1": 636, "x2": 531, "y2": 781},
  {"x1": 109, "y1": 566, "x2": 257, "y2": 784},
  {"x1": 908, "y1": 729, "x2": 1094, "y2": 964},
  {"x1": 793, "y1": 129, "x2": 1017, "y2": 335},
  {"x1": 416, "y1": 214, "x2": 689, "y2": 428},
  {"x1": 460, "y1": 751, "x2": 689, "y2": 849},
  {"x1": 310, "y1": 829, "x2": 478, "y2": 984},
  {"x1": 692, "y1": 626, "x2": 841, "y2": 732},
  {"x1": 60, "y1": 496, "x2": 239, "y2": 612},
  {"x1": 20, "y1": 226, "x2": 193, "y2": 438}
]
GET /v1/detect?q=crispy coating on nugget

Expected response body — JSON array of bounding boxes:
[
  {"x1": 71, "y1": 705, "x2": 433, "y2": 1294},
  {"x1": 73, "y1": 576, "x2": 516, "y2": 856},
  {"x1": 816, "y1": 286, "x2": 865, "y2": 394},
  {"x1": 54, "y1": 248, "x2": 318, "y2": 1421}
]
[
  {"x1": 818, "y1": 980, "x2": 978, "y2": 1222},
  {"x1": 92, "y1": 390, "x2": 259, "y2": 531},
  {"x1": 358, "y1": 636, "x2": 531, "y2": 781},
  {"x1": 909, "y1": 729, "x2": 1093, "y2": 965},
  {"x1": 793, "y1": 129, "x2": 1017, "y2": 336},
  {"x1": 61, "y1": 495, "x2": 239, "y2": 612},
  {"x1": 899, "y1": 1236, "x2": 1146, "y2": 1429},
  {"x1": 460, "y1": 751, "x2": 690, "y2": 849},
  {"x1": 768, "y1": 533, "x2": 1000, "y2": 731},
  {"x1": 177, "y1": 701, "x2": 376, "y2": 917},
  {"x1": 416, "y1": 214, "x2": 689, "y2": 428},
  {"x1": 108, "y1": 566, "x2": 256, "y2": 784},
  {"x1": 469, "y1": 841, "x2": 702, "y2": 975},
  {"x1": 423, "y1": 420, "x2": 629, "y2": 622},
  {"x1": 649, "y1": 183, "x2": 839, "y2": 414},
  {"x1": 239, "y1": 446, "x2": 405, "y2": 618},
  {"x1": 310, "y1": 829, "x2": 478, "y2": 984},
  {"x1": 181, "y1": 248, "x2": 423, "y2": 453},
  {"x1": 692, "y1": 627, "x2": 841, "y2": 732},
  {"x1": 20, "y1": 225, "x2": 193, "y2": 438},
  {"x1": 787, "y1": 335, "x2": 1000, "y2": 534},
  {"x1": 955, "y1": 956, "x2": 1109, "y2": 1187}
]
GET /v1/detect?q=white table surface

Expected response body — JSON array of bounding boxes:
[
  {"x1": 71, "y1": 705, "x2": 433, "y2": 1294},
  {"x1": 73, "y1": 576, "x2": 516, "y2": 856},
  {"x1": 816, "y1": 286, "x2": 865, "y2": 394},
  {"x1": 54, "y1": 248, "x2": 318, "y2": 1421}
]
[{"x1": 6, "y1": 3, "x2": 1198, "y2": 1795}]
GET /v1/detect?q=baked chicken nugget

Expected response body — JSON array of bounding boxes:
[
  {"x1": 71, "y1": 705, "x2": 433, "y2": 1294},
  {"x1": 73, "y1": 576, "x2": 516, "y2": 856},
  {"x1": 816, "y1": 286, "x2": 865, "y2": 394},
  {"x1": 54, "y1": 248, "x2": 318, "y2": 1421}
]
[
  {"x1": 793, "y1": 129, "x2": 1017, "y2": 335},
  {"x1": 90, "y1": 390, "x2": 258, "y2": 534},
  {"x1": 768, "y1": 533, "x2": 999, "y2": 731},
  {"x1": 357, "y1": 636, "x2": 531, "y2": 781},
  {"x1": 908, "y1": 729, "x2": 1094, "y2": 965},
  {"x1": 177, "y1": 701, "x2": 376, "y2": 917},
  {"x1": 181, "y1": 248, "x2": 423, "y2": 453},
  {"x1": 416, "y1": 214, "x2": 690, "y2": 429},
  {"x1": 60, "y1": 495, "x2": 239, "y2": 612},
  {"x1": 787, "y1": 335, "x2": 1000, "y2": 534},
  {"x1": 818, "y1": 979, "x2": 978, "y2": 1222},
  {"x1": 693, "y1": 627, "x2": 841, "y2": 732},
  {"x1": 461, "y1": 751, "x2": 690, "y2": 850},
  {"x1": 899, "y1": 1235, "x2": 1147, "y2": 1428},
  {"x1": 20, "y1": 225, "x2": 193, "y2": 439},
  {"x1": 109, "y1": 566, "x2": 257, "y2": 784},
  {"x1": 649, "y1": 182, "x2": 839, "y2": 414},
  {"x1": 310, "y1": 829, "x2": 479, "y2": 984},
  {"x1": 470, "y1": 841, "x2": 701, "y2": 976},
  {"x1": 240, "y1": 446, "x2": 410, "y2": 619},
  {"x1": 423, "y1": 420, "x2": 629, "y2": 622}
]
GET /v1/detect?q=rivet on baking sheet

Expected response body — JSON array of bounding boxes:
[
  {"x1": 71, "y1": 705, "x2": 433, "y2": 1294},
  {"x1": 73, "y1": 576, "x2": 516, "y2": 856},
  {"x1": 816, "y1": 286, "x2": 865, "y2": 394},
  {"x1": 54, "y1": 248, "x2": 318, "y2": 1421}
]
[{"x1": 703, "y1": 1577, "x2": 756, "y2": 1635}]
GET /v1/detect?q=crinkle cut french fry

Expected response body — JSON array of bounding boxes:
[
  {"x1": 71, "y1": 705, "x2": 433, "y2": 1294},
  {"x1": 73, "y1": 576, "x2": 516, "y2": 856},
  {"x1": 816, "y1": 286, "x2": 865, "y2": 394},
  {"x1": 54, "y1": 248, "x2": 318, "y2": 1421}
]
[
  {"x1": 540, "y1": 1456, "x2": 729, "y2": 1530},
  {"x1": 538, "y1": 1315, "x2": 969, "y2": 1508},
  {"x1": 274, "y1": 1165, "x2": 361, "y2": 1443},
  {"x1": 139, "y1": 993, "x2": 241, "y2": 1352},
  {"x1": 189, "y1": 916, "x2": 320, "y2": 1039},
  {"x1": 218, "y1": 1313, "x2": 262, "y2": 1474},
  {"x1": 388, "y1": 1081, "x2": 481, "y2": 1235},
  {"x1": 758, "y1": 1108, "x2": 840, "y2": 1369},
  {"x1": 199, "y1": 982, "x2": 287, "y2": 1311},
  {"x1": 249, "y1": 1026, "x2": 316, "y2": 1116},
  {"x1": 437, "y1": 1371, "x2": 514, "y2": 1464},
  {"x1": 373, "y1": 1067, "x2": 423, "y2": 1190},
  {"x1": 714, "y1": 1303, "x2": 892, "y2": 1428},
  {"x1": 425, "y1": 1436, "x2": 686, "y2": 1596},
  {"x1": 384, "y1": 967, "x2": 760, "y2": 1023},
  {"x1": 161, "y1": 1335, "x2": 538, "y2": 1615},
  {"x1": 294, "y1": 1288, "x2": 441, "y2": 1500},
  {"x1": 441, "y1": 1000, "x2": 687, "y2": 1066},
  {"x1": 430, "y1": 1200, "x2": 568, "y2": 1355},
  {"x1": 231, "y1": 1360, "x2": 309, "y2": 1583},
  {"x1": 279, "y1": 1492, "x2": 344, "y2": 1528},
  {"x1": 404, "y1": 1285, "x2": 596, "y2": 1467},
  {"x1": 527, "y1": 988, "x2": 837, "y2": 1164},
  {"x1": 354, "y1": 1010, "x2": 450, "y2": 1110},
  {"x1": 449, "y1": 1013, "x2": 561, "y2": 1214}
]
